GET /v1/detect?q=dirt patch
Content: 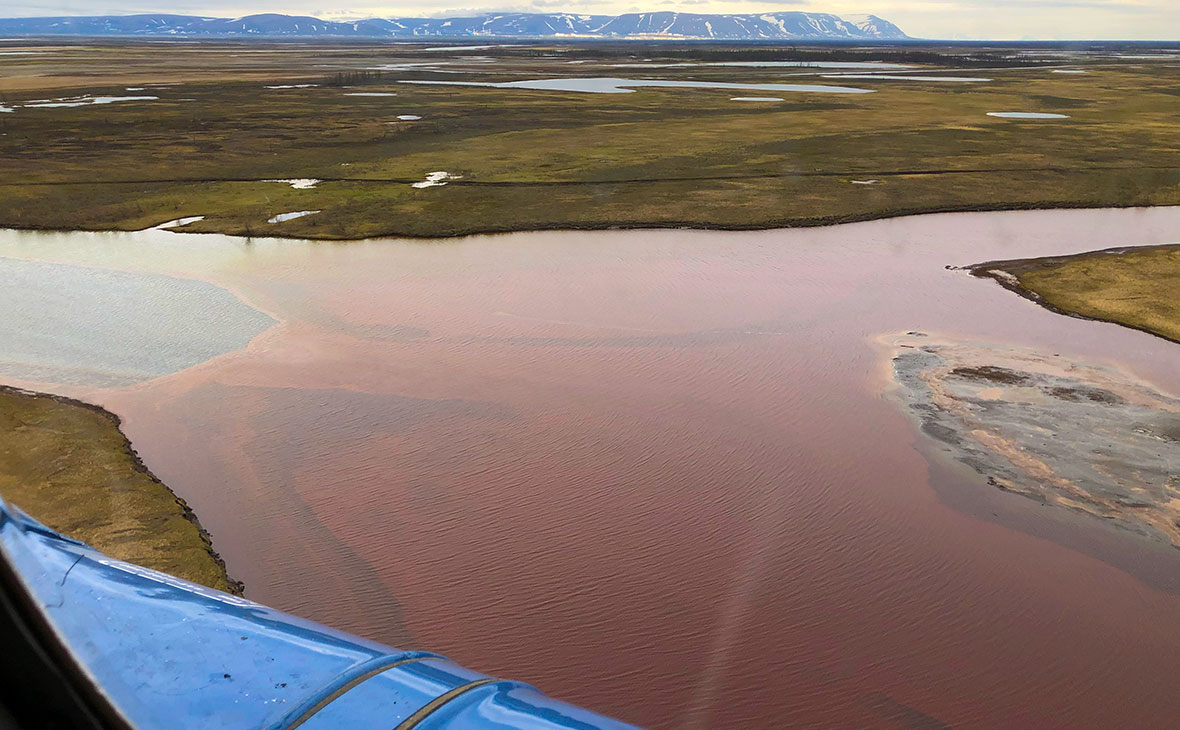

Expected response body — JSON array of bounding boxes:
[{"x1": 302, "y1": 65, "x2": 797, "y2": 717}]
[{"x1": 886, "y1": 333, "x2": 1180, "y2": 549}]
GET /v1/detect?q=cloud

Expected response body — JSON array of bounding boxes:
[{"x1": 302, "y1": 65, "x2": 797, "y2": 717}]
[
  {"x1": 698, "y1": 0, "x2": 809, "y2": 4},
  {"x1": 528, "y1": 0, "x2": 617, "y2": 7},
  {"x1": 896, "y1": 0, "x2": 1157, "y2": 8}
]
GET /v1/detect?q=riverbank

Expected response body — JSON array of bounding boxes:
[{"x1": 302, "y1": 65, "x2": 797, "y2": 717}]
[
  {"x1": 7, "y1": 195, "x2": 1179, "y2": 242},
  {"x1": 971, "y1": 243, "x2": 1180, "y2": 346},
  {"x1": 0, "y1": 386, "x2": 241, "y2": 594}
]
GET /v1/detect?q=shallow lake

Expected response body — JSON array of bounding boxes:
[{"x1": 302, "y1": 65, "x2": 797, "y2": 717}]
[
  {"x1": 2, "y1": 207, "x2": 1180, "y2": 729},
  {"x1": 397, "y1": 76, "x2": 873, "y2": 94},
  {"x1": 610, "y1": 61, "x2": 917, "y2": 70},
  {"x1": 821, "y1": 74, "x2": 991, "y2": 82}
]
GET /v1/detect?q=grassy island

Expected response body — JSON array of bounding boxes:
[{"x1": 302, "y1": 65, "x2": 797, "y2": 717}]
[
  {"x1": 972, "y1": 244, "x2": 1180, "y2": 345},
  {"x1": 0, "y1": 386, "x2": 241, "y2": 594}
]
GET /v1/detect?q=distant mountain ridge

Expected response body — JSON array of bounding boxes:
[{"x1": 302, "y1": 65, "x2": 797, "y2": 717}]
[{"x1": 0, "y1": 12, "x2": 910, "y2": 40}]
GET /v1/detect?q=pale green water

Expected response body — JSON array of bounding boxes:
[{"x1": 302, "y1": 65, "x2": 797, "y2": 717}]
[{"x1": 0, "y1": 256, "x2": 274, "y2": 387}]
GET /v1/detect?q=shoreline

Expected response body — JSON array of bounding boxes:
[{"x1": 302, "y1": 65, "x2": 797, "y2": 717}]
[
  {"x1": 969, "y1": 242, "x2": 1180, "y2": 348},
  {"x1": 0, "y1": 385, "x2": 242, "y2": 595},
  {"x1": 1, "y1": 199, "x2": 1166, "y2": 243},
  {"x1": 884, "y1": 332, "x2": 1180, "y2": 551}
]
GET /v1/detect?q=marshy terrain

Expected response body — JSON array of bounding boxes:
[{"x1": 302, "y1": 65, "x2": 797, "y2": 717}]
[
  {"x1": 0, "y1": 40, "x2": 1178, "y2": 238},
  {"x1": 973, "y1": 244, "x2": 1180, "y2": 345}
]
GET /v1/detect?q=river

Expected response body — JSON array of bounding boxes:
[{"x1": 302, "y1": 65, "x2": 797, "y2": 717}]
[{"x1": 2, "y1": 207, "x2": 1179, "y2": 729}]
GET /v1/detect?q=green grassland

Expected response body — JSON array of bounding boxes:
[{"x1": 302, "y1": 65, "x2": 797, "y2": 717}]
[
  {"x1": 0, "y1": 386, "x2": 241, "y2": 593},
  {"x1": 972, "y1": 244, "x2": 1180, "y2": 345},
  {"x1": 1, "y1": 41, "x2": 1178, "y2": 238}
]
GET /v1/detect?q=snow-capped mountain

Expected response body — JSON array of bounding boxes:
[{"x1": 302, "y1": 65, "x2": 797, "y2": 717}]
[
  {"x1": 842, "y1": 14, "x2": 904, "y2": 38},
  {"x1": 0, "y1": 12, "x2": 910, "y2": 40}
]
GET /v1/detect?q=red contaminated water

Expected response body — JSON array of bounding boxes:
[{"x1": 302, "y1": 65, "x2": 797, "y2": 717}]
[{"x1": 5, "y1": 207, "x2": 1180, "y2": 729}]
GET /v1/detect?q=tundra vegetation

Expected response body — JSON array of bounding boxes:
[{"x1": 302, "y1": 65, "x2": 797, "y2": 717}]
[
  {"x1": 0, "y1": 40, "x2": 1178, "y2": 239},
  {"x1": 0, "y1": 387, "x2": 240, "y2": 593},
  {"x1": 973, "y1": 245, "x2": 1180, "y2": 345}
]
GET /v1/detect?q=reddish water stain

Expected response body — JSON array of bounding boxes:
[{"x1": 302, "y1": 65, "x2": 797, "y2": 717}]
[{"x1": 4, "y1": 207, "x2": 1180, "y2": 729}]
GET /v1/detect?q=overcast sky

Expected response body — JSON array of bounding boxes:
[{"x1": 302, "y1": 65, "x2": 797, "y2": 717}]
[{"x1": 2, "y1": 0, "x2": 1177, "y2": 40}]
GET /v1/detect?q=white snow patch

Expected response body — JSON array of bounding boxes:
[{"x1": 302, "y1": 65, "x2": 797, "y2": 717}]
[
  {"x1": 760, "y1": 14, "x2": 788, "y2": 35},
  {"x1": 22, "y1": 95, "x2": 159, "y2": 108},
  {"x1": 1051, "y1": 69, "x2": 1088, "y2": 74},
  {"x1": 264, "y1": 84, "x2": 318, "y2": 89},
  {"x1": 264, "y1": 178, "x2": 321, "y2": 189},
  {"x1": 731, "y1": 96, "x2": 784, "y2": 102},
  {"x1": 988, "y1": 269, "x2": 1020, "y2": 287},
  {"x1": 412, "y1": 171, "x2": 460, "y2": 188},
  {"x1": 850, "y1": 179, "x2": 880, "y2": 185},
  {"x1": 397, "y1": 114, "x2": 422, "y2": 120},
  {"x1": 987, "y1": 112, "x2": 1070, "y2": 119},
  {"x1": 268, "y1": 210, "x2": 320, "y2": 223},
  {"x1": 153, "y1": 215, "x2": 205, "y2": 230},
  {"x1": 343, "y1": 92, "x2": 398, "y2": 96}
]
